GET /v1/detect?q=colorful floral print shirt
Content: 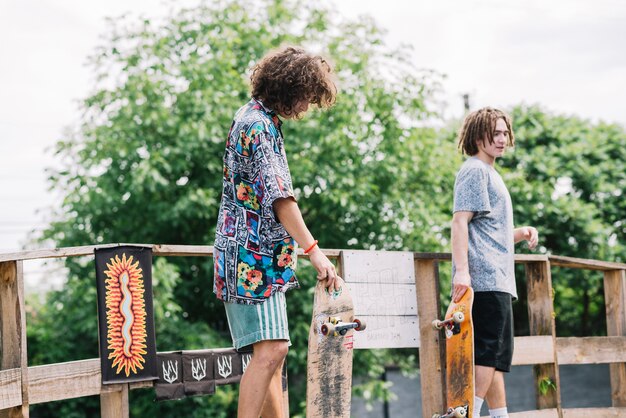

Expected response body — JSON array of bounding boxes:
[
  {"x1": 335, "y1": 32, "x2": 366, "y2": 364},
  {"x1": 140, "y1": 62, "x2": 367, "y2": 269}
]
[{"x1": 213, "y1": 99, "x2": 299, "y2": 305}]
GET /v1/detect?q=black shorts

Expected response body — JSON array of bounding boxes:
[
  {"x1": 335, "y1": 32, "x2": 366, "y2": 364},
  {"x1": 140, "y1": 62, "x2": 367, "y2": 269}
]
[{"x1": 473, "y1": 291, "x2": 514, "y2": 372}]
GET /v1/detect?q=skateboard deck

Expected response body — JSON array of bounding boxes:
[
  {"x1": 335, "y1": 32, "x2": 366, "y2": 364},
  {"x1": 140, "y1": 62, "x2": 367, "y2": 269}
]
[
  {"x1": 432, "y1": 288, "x2": 475, "y2": 418},
  {"x1": 306, "y1": 280, "x2": 365, "y2": 418}
]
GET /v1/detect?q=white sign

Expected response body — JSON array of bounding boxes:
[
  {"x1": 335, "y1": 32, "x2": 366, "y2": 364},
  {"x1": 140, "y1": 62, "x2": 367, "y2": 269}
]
[{"x1": 342, "y1": 250, "x2": 420, "y2": 349}]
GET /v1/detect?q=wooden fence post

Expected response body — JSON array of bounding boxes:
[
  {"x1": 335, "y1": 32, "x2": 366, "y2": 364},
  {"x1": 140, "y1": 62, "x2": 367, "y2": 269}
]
[
  {"x1": 603, "y1": 269, "x2": 626, "y2": 407},
  {"x1": 525, "y1": 261, "x2": 561, "y2": 416},
  {"x1": 100, "y1": 384, "x2": 129, "y2": 418},
  {"x1": 0, "y1": 261, "x2": 28, "y2": 418},
  {"x1": 414, "y1": 258, "x2": 444, "y2": 417}
]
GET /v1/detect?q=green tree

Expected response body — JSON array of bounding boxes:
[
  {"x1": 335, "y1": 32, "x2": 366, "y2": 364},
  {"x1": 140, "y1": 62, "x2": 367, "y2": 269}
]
[
  {"x1": 502, "y1": 105, "x2": 626, "y2": 337},
  {"x1": 32, "y1": 0, "x2": 447, "y2": 415}
]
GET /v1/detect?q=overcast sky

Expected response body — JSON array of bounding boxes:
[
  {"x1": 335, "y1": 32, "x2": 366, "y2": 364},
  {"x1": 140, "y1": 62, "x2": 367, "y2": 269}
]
[{"x1": 1, "y1": 0, "x2": 625, "y2": 257}]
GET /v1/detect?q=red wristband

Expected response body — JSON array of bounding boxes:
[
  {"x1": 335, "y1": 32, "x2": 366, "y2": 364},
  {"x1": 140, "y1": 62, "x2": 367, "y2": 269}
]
[{"x1": 304, "y1": 240, "x2": 318, "y2": 254}]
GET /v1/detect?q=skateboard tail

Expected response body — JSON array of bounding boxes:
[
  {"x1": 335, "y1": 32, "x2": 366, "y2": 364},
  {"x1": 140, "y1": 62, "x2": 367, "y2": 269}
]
[{"x1": 438, "y1": 289, "x2": 475, "y2": 418}]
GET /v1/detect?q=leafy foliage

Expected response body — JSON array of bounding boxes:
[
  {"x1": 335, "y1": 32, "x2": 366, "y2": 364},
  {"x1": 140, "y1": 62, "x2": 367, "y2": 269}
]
[
  {"x1": 32, "y1": 0, "x2": 447, "y2": 415},
  {"x1": 502, "y1": 106, "x2": 626, "y2": 336}
]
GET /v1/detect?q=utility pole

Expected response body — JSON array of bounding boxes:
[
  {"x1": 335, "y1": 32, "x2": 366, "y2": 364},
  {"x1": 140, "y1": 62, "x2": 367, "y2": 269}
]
[{"x1": 462, "y1": 93, "x2": 470, "y2": 114}]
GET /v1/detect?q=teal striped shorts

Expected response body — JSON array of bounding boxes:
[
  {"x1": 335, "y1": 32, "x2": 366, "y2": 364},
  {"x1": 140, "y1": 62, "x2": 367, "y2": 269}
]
[{"x1": 224, "y1": 291, "x2": 291, "y2": 350}]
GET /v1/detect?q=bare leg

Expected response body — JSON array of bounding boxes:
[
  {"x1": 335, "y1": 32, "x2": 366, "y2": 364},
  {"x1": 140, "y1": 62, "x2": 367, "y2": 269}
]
[
  {"x1": 475, "y1": 365, "x2": 496, "y2": 398},
  {"x1": 238, "y1": 340, "x2": 288, "y2": 418},
  {"x1": 260, "y1": 360, "x2": 285, "y2": 418},
  {"x1": 484, "y1": 371, "x2": 507, "y2": 409}
]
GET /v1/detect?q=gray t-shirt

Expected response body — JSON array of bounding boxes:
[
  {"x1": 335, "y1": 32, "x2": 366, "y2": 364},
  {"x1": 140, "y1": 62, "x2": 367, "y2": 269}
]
[{"x1": 452, "y1": 157, "x2": 517, "y2": 299}]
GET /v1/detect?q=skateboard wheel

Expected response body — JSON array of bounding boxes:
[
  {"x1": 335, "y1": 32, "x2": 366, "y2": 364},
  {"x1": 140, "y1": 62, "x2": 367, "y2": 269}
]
[
  {"x1": 453, "y1": 406, "x2": 467, "y2": 417},
  {"x1": 321, "y1": 323, "x2": 335, "y2": 336},
  {"x1": 354, "y1": 318, "x2": 366, "y2": 331},
  {"x1": 452, "y1": 312, "x2": 465, "y2": 323},
  {"x1": 432, "y1": 319, "x2": 443, "y2": 330}
]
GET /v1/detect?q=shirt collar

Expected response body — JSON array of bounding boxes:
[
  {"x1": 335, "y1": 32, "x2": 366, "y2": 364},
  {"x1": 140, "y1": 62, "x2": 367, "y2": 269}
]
[{"x1": 253, "y1": 98, "x2": 283, "y2": 130}]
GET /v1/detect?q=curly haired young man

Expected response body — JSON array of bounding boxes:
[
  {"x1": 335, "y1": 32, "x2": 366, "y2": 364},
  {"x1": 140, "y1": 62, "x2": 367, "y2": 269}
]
[{"x1": 213, "y1": 46, "x2": 340, "y2": 418}]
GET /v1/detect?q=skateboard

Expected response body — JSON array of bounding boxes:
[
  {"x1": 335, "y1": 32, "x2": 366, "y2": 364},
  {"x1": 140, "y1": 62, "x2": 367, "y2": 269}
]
[
  {"x1": 306, "y1": 279, "x2": 366, "y2": 418},
  {"x1": 431, "y1": 287, "x2": 475, "y2": 418}
]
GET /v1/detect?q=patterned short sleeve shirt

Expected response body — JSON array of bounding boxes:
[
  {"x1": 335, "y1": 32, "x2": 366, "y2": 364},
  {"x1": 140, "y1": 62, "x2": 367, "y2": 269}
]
[
  {"x1": 213, "y1": 99, "x2": 299, "y2": 305},
  {"x1": 452, "y1": 157, "x2": 517, "y2": 299}
]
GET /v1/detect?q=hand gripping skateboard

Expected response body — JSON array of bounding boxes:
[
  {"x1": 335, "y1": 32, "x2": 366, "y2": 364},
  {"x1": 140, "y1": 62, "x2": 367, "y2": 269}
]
[
  {"x1": 431, "y1": 287, "x2": 475, "y2": 418},
  {"x1": 306, "y1": 279, "x2": 366, "y2": 418}
]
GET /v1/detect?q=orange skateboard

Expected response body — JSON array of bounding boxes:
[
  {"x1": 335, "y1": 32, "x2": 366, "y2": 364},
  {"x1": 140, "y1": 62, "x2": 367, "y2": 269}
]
[
  {"x1": 432, "y1": 288, "x2": 475, "y2": 418},
  {"x1": 306, "y1": 280, "x2": 366, "y2": 418}
]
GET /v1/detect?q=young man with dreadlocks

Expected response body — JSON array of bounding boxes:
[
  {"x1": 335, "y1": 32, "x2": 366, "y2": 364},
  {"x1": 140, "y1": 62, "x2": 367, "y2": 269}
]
[
  {"x1": 213, "y1": 46, "x2": 340, "y2": 418},
  {"x1": 451, "y1": 107, "x2": 539, "y2": 418}
]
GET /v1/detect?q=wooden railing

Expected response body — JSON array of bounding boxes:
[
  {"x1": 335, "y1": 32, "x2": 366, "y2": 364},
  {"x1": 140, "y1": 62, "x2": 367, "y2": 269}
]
[
  {"x1": 415, "y1": 252, "x2": 626, "y2": 418},
  {"x1": 1, "y1": 245, "x2": 625, "y2": 418}
]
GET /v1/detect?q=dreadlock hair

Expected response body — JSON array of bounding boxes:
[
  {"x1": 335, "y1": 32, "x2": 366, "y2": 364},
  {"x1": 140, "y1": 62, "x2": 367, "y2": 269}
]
[
  {"x1": 457, "y1": 107, "x2": 515, "y2": 156},
  {"x1": 250, "y1": 46, "x2": 337, "y2": 118}
]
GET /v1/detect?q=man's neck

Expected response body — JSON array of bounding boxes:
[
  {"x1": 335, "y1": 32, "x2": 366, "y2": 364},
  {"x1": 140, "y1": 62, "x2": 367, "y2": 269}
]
[{"x1": 475, "y1": 150, "x2": 496, "y2": 166}]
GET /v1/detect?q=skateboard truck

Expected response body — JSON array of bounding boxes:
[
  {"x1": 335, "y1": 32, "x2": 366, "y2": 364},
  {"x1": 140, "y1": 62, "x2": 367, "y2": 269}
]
[
  {"x1": 432, "y1": 405, "x2": 468, "y2": 418},
  {"x1": 431, "y1": 311, "x2": 465, "y2": 337},
  {"x1": 321, "y1": 316, "x2": 366, "y2": 337}
]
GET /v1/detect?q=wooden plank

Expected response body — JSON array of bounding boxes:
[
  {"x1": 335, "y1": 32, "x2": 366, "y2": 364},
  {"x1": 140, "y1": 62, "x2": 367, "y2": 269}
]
[
  {"x1": 16, "y1": 261, "x2": 29, "y2": 418},
  {"x1": 563, "y1": 407, "x2": 626, "y2": 417},
  {"x1": 413, "y1": 252, "x2": 549, "y2": 263},
  {"x1": 0, "y1": 244, "x2": 343, "y2": 262},
  {"x1": 0, "y1": 243, "x2": 178, "y2": 262},
  {"x1": 414, "y1": 259, "x2": 444, "y2": 418},
  {"x1": 342, "y1": 250, "x2": 416, "y2": 284},
  {"x1": 508, "y1": 409, "x2": 559, "y2": 418},
  {"x1": 605, "y1": 269, "x2": 626, "y2": 407},
  {"x1": 0, "y1": 246, "x2": 549, "y2": 264},
  {"x1": 526, "y1": 261, "x2": 562, "y2": 414},
  {"x1": 0, "y1": 245, "x2": 109, "y2": 262},
  {"x1": 515, "y1": 254, "x2": 551, "y2": 263},
  {"x1": 0, "y1": 260, "x2": 27, "y2": 418},
  {"x1": 127, "y1": 380, "x2": 154, "y2": 390},
  {"x1": 153, "y1": 244, "x2": 213, "y2": 256},
  {"x1": 0, "y1": 368, "x2": 21, "y2": 409},
  {"x1": 557, "y1": 336, "x2": 626, "y2": 365},
  {"x1": 510, "y1": 408, "x2": 626, "y2": 418},
  {"x1": 512, "y1": 336, "x2": 554, "y2": 365},
  {"x1": 413, "y1": 252, "x2": 452, "y2": 261},
  {"x1": 346, "y1": 283, "x2": 417, "y2": 316},
  {"x1": 342, "y1": 251, "x2": 419, "y2": 348},
  {"x1": 29, "y1": 357, "x2": 163, "y2": 405},
  {"x1": 352, "y1": 315, "x2": 419, "y2": 349},
  {"x1": 28, "y1": 359, "x2": 107, "y2": 404},
  {"x1": 100, "y1": 384, "x2": 129, "y2": 418},
  {"x1": 550, "y1": 255, "x2": 626, "y2": 271},
  {"x1": 1, "y1": 262, "x2": 21, "y2": 370}
]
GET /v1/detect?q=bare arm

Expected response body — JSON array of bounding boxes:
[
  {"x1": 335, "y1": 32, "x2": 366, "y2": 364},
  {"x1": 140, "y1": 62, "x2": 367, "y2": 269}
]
[
  {"x1": 273, "y1": 197, "x2": 340, "y2": 290},
  {"x1": 514, "y1": 226, "x2": 539, "y2": 249},
  {"x1": 451, "y1": 211, "x2": 474, "y2": 302}
]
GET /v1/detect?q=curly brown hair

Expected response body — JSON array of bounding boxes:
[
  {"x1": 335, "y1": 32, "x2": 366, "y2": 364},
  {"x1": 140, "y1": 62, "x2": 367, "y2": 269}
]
[
  {"x1": 250, "y1": 46, "x2": 337, "y2": 118},
  {"x1": 457, "y1": 107, "x2": 515, "y2": 155}
]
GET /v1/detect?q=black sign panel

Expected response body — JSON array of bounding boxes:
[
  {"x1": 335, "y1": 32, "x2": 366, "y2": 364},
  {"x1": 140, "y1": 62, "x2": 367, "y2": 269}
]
[
  {"x1": 155, "y1": 352, "x2": 185, "y2": 401},
  {"x1": 183, "y1": 350, "x2": 216, "y2": 397},
  {"x1": 95, "y1": 245, "x2": 157, "y2": 384}
]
